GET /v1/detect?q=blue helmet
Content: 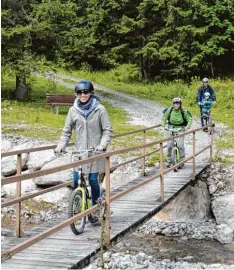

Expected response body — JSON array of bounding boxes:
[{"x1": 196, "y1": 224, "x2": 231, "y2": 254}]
[{"x1": 74, "y1": 80, "x2": 94, "y2": 93}]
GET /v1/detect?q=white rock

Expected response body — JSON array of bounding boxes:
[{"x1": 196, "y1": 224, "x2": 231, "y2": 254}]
[
  {"x1": 214, "y1": 224, "x2": 233, "y2": 244},
  {"x1": 212, "y1": 194, "x2": 234, "y2": 230},
  {"x1": 34, "y1": 187, "x2": 72, "y2": 205},
  {"x1": 33, "y1": 154, "x2": 73, "y2": 186},
  {"x1": 1, "y1": 139, "x2": 12, "y2": 152},
  {"x1": 27, "y1": 149, "x2": 56, "y2": 172}
]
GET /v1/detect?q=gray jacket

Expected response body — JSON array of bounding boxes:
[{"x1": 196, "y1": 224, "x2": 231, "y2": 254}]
[{"x1": 57, "y1": 102, "x2": 113, "y2": 173}]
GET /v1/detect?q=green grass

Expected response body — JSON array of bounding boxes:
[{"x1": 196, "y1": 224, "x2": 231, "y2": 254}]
[
  {"x1": 216, "y1": 133, "x2": 234, "y2": 150},
  {"x1": 212, "y1": 155, "x2": 234, "y2": 165},
  {"x1": 213, "y1": 132, "x2": 234, "y2": 164}
]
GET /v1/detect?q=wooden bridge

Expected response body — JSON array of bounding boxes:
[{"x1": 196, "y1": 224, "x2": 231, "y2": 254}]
[{"x1": 1, "y1": 124, "x2": 214, "y2": 270}]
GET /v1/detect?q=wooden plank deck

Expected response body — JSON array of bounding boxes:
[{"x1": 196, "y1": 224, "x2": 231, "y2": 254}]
[{"x1": 1, "y1": 162, "x2": 208, "y2": 270}]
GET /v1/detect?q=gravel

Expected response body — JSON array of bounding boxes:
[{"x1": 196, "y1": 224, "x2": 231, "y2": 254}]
[{"x1": 85, "y1": 250, "x2": 234, "y2": 270}]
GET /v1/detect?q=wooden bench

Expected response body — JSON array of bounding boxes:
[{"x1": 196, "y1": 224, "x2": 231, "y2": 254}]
[{"x1": 46, "y1": 94, "x2": 76, "y2": 114}]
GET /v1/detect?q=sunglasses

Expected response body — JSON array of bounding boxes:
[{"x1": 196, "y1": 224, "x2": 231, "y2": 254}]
[{"x1": 76, "y1": 90, "x2": 91, "y2": 95}]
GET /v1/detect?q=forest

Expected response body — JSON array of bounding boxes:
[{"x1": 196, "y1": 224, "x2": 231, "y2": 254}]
[{"x1": 2, "y1": 0, "x2": 234, "y2": 99}]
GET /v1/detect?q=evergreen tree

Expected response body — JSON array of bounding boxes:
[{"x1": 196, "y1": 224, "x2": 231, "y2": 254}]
[{"x1": 2, "y1": 0, "x2": 35, "y2": 99}]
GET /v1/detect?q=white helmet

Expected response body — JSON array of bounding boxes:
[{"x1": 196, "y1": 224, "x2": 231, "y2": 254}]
[
  {"x1": 172, "y1": 97, "x2": 182, "y2": 104},
  {"x1": 204, "y1": 92, "x2": 210, "y2": 96},
  {"x1": 202, "y1": 77, "x2": 209, "y2": 83}
]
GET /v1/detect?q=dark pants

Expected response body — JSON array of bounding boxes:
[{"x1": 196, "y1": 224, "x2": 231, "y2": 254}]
[
  {"x1": 73, "y1": 171, "x2": 100, "y2": 206},
  {"x1": 199, "y1": 105, "x2": 204, "y2": 126}
]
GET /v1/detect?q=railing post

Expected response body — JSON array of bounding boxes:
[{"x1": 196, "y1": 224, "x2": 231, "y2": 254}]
[
  {"x1": 192, "y1": 132, "x2": 196, "y2": 180},
  {"x1": 159, "y1": 143, "x2": 164, "y2": 202},
  {"x1": 210, "y1": 124, "x2": 214, "y2": 160},
  {"x1": 141, "y1": 130, "x2": 146, "y2": 176},
  {"x1": 104, "y1": 156, "x2": 111, "y2": 245},
  {"x1": 16, "y1": 154, "x2": 22, "y2": 237}
]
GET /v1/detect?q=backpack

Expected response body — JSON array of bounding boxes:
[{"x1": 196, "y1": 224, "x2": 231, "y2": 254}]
[{"x1": 162, "y1": 106, "x2": 192, "y2": 126}]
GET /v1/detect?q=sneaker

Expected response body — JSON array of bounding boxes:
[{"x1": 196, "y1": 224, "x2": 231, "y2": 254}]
[
  {"x1": 178, "y1": 164, "x2": 184, "y2": 169},
  {"x1": 166, "y1": 162, "x2": 172, "y2": 168},
  {"x1": 90, "y1": 210, "x2": 100, "y2": 223}
]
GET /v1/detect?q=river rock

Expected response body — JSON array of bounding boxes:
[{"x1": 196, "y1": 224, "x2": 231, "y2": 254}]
[
  {"x1": 1, "y1": 143, "x2": 31, "y2": 176},
  {"x1": 1, "y1": 139, "x2": 12, "y2": 152},
  {"x1": 33, "y1": 154, "x2": 73, "y2": 186},
  {"x1": 154, "y1": 180, "x2": 211, "y2": 222},
  {"x1": 214, "y1": 224, "x2": 234, "y2": 244},
  {"x1": 27, "y1": 148, "x2": 56, "y2": 172},
  {"x1": 2, "y1": 177, "x2": 37, "y2": 196},
  {"x1": 212, "y1": 193, "x2": 234, "y2": 230},
  {"x1": 33, "y1": 187, "x2": 73, "y2": 205}
]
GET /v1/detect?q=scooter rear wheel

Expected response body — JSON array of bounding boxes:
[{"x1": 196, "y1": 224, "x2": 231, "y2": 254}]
[{"x1": 172, "y1": 148, "x2": 179, "y2": 172}]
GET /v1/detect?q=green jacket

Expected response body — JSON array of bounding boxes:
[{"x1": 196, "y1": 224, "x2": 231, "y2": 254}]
[{"x1": 162, "y1": 108, "x2": 192, "y2": 128}]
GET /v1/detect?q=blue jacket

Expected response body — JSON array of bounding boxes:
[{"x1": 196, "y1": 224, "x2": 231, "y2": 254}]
[
  {"x1": 201, "y1": 98, "x2": 213, "y2": 113},
  {"x1": 196, "y1": 84, "x2": 216, "y2": 102}
]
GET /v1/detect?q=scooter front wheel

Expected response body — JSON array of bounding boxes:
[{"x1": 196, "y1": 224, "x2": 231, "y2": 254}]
[{"x1": 68, "y1": 190, "x2": 86, "y2": 235}]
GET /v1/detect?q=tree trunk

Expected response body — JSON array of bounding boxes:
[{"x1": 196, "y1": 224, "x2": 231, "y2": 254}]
[
  {"x1": 139, "y1": 57, "x2": 148, "y2": 81},
  {"x1": 138, "y1": 38, "x2": 148, "y2": 81},
  {"x1": 210, "y1": 59, "x2": 214, "y2": 78},
  {"x1": 15, "y1": 76, "x2": 28, "y2": 100},
  {"x1": 139, "y1": 55, "x2": 144, "y2": 81},
  {"x1": 142, "y1": 58, "x2": 148, "y2": 81}
]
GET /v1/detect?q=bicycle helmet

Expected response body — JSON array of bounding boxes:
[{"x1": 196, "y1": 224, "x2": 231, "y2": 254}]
[
  {"x1": 202, "y1": 78, "x2": 209, "y2": 83},
  {"x1": 172, "y1": 97, "x2": 182, "y2": 104},
  {"x1": 204, "y1": 92, "x2": 210, "y2": 97},
  {"x1": 74, "y1": 80, "x2": 94, "y2": 93}
]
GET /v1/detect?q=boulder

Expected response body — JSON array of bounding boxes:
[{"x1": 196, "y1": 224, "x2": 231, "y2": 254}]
[
  {"x1": 33, "y1": 154, "x2": 73, "y2": 186},
  {"x1": 33, "y1": 187, "x2": 72, "y2": 206},
  {"x1": 154, "y1": 180, "x2": 211, "y2": 222},
  {"x1": 1, "y1": 139, "x2": 12, "y2": 152},
  {"x1": 27, "y1": 149, "x2": 56, "y2": 172},
  {"x1": 214, "y1": 224, "x2": 233, "y2": 244},
  {"x1": 2, "y1": 177, "x2": 37, "y2": 196},
  {"x1": 1, "y1": 143, "x2": 32, "y2": 176},
  {"x1": 212, "y1": 193, "x2": 234, "y2": 230}
]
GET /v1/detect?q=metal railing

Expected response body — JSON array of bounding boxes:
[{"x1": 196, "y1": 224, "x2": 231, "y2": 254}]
[{"x1": 1, "y1": 123, "x2": 214, "y2": 259}]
